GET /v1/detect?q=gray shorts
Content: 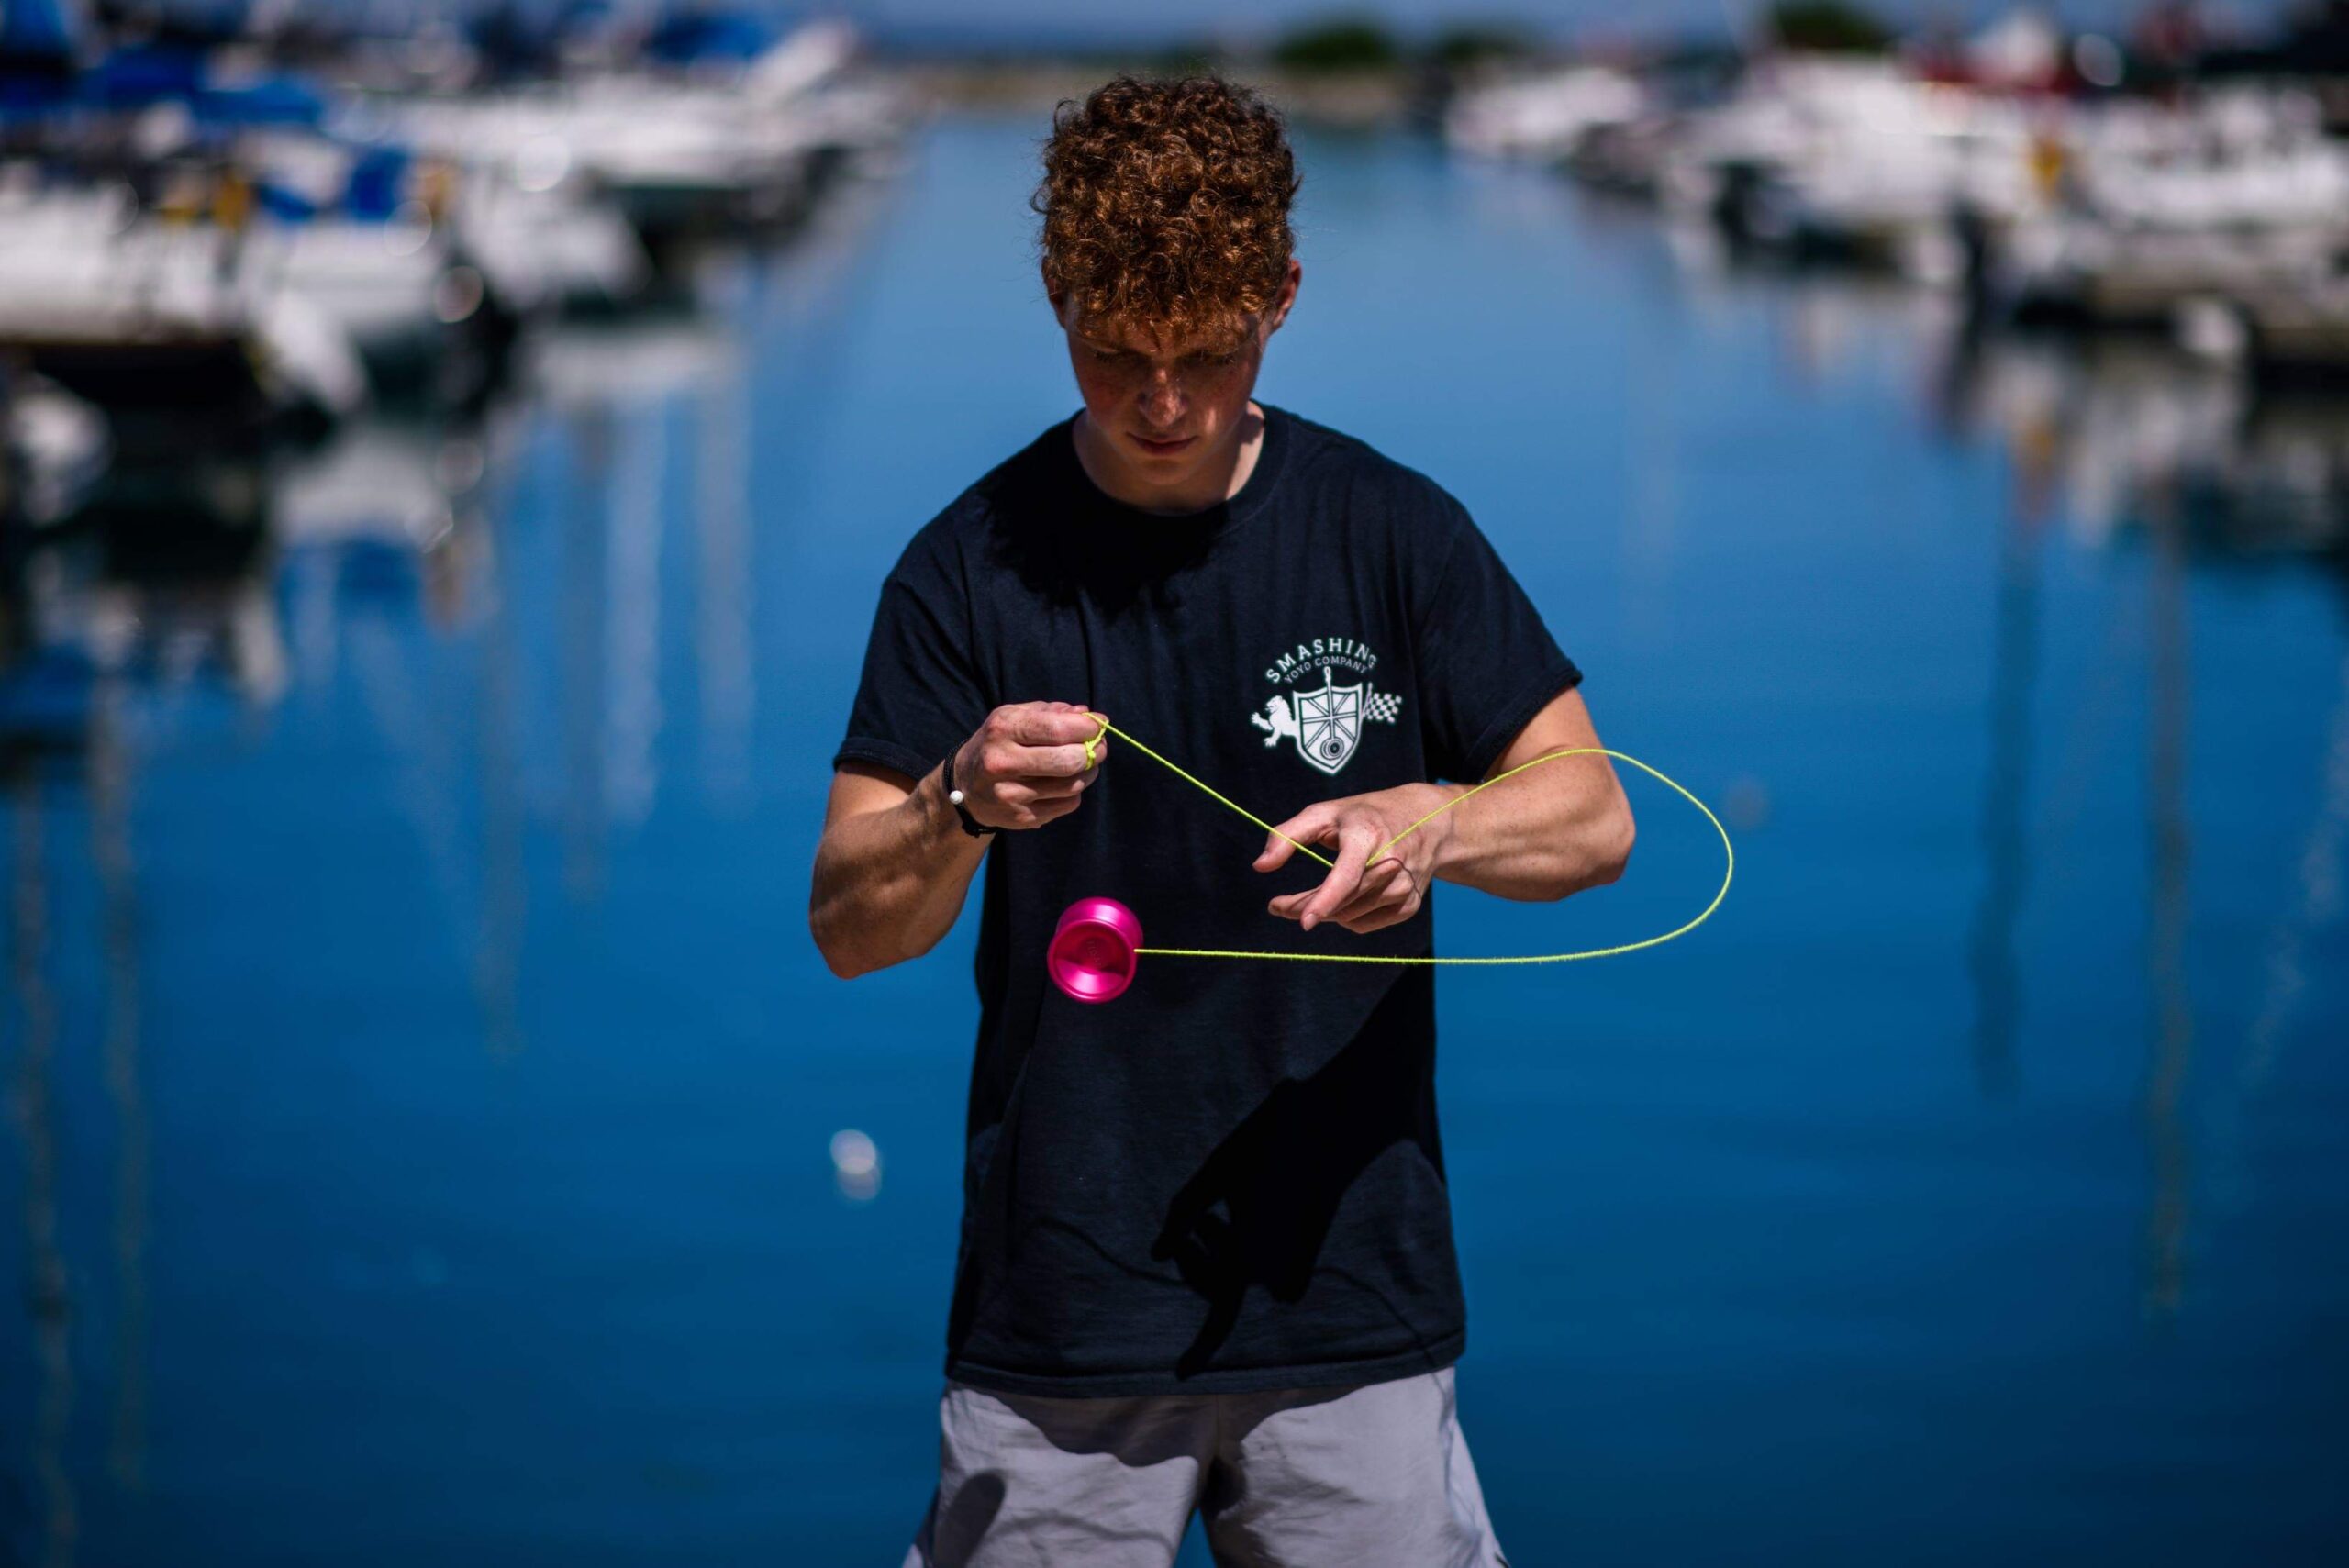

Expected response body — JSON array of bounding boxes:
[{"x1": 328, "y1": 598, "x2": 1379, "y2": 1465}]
[{"x1": 902, "y1": 1366, "x2": 1509, "y2": 1568}]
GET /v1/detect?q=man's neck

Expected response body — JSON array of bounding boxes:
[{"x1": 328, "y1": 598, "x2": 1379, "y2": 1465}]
[{"x1": 1072, "y1": 403, "x2": 1265, "y2": 516}]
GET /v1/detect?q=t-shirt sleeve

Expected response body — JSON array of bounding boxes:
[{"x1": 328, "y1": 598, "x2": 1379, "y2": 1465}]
[
  {"x1": 1414, "y1": 501, "x2": 1583, "y2": 784},
  {"x1": 832, "y1": 523, "x2": 992, "y2": 784}
]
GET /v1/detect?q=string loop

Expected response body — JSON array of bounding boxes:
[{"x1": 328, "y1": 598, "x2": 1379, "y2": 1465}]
[{"x1": 1087, "y1": 717, "x2": 1733, "y2": 967}]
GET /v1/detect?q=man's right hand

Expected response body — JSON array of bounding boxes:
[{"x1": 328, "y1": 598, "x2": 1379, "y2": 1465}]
[{"x1": 949, "y1": 702, "x2": 1110, "y2": 829}]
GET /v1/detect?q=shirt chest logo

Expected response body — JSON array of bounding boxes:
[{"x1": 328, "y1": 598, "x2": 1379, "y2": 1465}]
[{"x1": 1251, "y1": 638, "x2": 1403, "y2": 777}]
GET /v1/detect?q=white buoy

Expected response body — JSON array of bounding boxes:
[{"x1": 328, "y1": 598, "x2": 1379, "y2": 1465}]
[{"x1": 830, "y1": 1129, "x2": 881, "y2": 1201}]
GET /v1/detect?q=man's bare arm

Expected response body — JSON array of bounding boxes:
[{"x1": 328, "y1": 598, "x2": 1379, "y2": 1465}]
[
  {"x1": 1255, "y1": 687, "x2": 1635, "y2": 934},
  {"x1": 1426, "y1": 686, "x2": 1635, "y2": 899},
  {"x1": 809, "y1": 702, "x2": 1110, "y2": 978},
  {"x1": 809, "y1": 762, "x2": 985, "y2": 980}
]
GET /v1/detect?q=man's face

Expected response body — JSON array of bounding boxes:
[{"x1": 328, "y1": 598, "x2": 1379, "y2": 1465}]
[{"x1": 1061, "y1": 306, "x2": 1269, "y2": 489}]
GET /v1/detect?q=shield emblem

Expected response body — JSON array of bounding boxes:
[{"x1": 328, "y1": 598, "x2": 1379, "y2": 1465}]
[{"x1": 1294, "y1": 678, "x2": 1363, "y2": 776}]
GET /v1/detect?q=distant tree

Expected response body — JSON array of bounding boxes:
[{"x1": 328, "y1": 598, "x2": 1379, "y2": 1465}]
[
  {"x1": 1427, "y1": 22, "x2": 1541, "y2": 71},
  {"x1": 1765, "y1": 0, "x2": 1893, "y2": 54},
  {"x1": 1270, "y1": 16, "x2": 1401, "y2": 72},
  {"x1": 1149, "y1": 41, "x2": 1233, "y2": 75}
]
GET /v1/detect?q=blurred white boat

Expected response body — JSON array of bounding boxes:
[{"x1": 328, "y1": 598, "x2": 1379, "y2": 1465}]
[
  {"x1": 2002, "y1": 220, "x2": 2343, "y2": 328},
  {"x1": 271, "y1": 118, "x2": 651, "y2": 317},
  {"x1": 260, "y1": 211, "x2": 453, "y2": 369},
  {"x1": 0, "y1": 185, "x2": 366, "y2": 431},
  {"x1": 1444, "y1": 66, "x2": 1648, "y2": 162},
  {"x1": 451, "y1": 168, "x2": 650, "y2": 315},
  {"x1": 384, "y1": 19, "x2": 902, "y2": 251},
  {"x1": 2176, "y1": 261, "x2": 2349, "y2": 380},
  {"x1": 1996, "y1": 90, "x2": 2349, "y2": 331},
  {"x1": 1660, "y1": 58, "x2": 2041, "y2": 283}
]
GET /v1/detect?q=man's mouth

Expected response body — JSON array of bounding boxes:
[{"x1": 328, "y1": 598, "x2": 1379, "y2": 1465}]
[{"x1": 1128, "y1": 431, "x2": 1197, "y2": 456}]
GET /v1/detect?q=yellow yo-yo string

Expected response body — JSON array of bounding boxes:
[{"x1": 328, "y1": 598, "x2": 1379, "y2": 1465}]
[{"x1": 1085, "y1": 715, "x2": 1731, "y2": 966}]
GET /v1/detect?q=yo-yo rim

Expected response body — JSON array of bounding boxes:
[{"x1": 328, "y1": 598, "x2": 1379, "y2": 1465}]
[{"x1": 1047, "y1": 910, "x2": 1140, "y2": 1002}]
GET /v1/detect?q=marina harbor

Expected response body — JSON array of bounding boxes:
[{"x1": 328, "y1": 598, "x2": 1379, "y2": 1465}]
[{"x1": 1, "y1": 3, "x2": 2343, "y2": 1564}]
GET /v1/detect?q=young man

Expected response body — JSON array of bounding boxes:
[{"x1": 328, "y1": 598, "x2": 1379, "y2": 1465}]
[{"x1": 813, "y1": 75, "x2": 1634, "y2": 1568}]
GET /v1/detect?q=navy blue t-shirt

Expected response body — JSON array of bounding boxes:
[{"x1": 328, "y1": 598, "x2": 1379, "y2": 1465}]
[{"x1": 834, "y1": 405, "x2": 1580, "y2": 1396}]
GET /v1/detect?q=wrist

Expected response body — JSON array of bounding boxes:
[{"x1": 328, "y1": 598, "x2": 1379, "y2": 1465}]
[
  {"x1": 941, "y1": 749, "x2": 997, "y2": 838},
  {"x1": 918, "y1": 757, "x2": 968, "y2": 841},
  {"x1": 1392, "y1": 782, "x2": 1464, "y2": 872}
]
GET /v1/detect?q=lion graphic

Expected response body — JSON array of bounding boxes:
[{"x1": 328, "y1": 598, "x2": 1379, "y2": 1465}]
[{"x1": 1250, "y1": 694, "x2": 1300, "y2": 749}]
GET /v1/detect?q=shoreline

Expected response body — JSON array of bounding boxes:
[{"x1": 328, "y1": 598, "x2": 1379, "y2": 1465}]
[{"x1": 895, "y1": 62, "x2": 1428, "y2": 129}]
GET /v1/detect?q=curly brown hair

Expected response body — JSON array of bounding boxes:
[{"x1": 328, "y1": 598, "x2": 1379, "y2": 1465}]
[{"x1": 1034, "y1": 75, "x2": 1299, "y2": 343}]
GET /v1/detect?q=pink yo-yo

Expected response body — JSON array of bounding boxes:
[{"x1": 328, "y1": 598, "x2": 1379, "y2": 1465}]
[{"x1": 1047, "y1": 897, "x2": 1142, "y2": 1004}]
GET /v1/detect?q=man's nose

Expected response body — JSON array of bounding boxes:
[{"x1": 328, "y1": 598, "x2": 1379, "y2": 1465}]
[{"x1": 1139, "y1": 372, "x2": 1183, "y2": 427}]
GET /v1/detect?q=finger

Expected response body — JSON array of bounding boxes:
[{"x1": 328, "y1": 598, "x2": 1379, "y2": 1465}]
[
  {"x1": 1331, "y1": 858, "x2": 1409, "y2": 926},
  {"x1": 1337, "y1": 866, "x2": 1422, "y2": 934},
  {"x1": 1023, "y1": 793, "x2": 1084, "y2": 826},
  {"x1": 1297, "y1": 820, "x2": 1379, "y2": 932},
  {"x1": 1032, "y1": 730, "x2": 1112, "y2": 778},
  {"x1": 1277, "y1": 859, "x2": 1381, "y2": 919},
  {"x1": 981, "y1": 738, "x2": 1104, "y2": 782},
  {"x1": 1009, "y1": 706, "x2": 1108, "y2": 747},
  {"x1": 1030, "y1": 739, "x2": 1110, "y2": 778},
  {"x1": 1006, "y1": 791, "x2": 1074, "y2": 827},
  {"x1": 1256, "y1": 802, "x2": 1336, "y2": 873},
  {"x1": 1341, "y1": 893, "x2": 1421, "y2": 934},
  {"x1": 1265, "y1": 817, "x2": 1365, "y2": 917},
  {"x1": 1330, "y1": 870, "x2": 1403, "y2": 929},
  {"x1": 1018, "y1": 771, "x2": 1092, "y2": 802},
  {"x1": 996, "y1": 757, "x2": 1093, "y2": 820}
]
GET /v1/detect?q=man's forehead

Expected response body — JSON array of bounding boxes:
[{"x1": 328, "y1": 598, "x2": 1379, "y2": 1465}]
[{"x1": 1070, "y1": 311, "x2": 1253, "y2": 355}]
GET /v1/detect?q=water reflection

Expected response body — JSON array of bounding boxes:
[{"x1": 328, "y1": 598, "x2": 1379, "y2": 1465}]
[
  {"x1": 1682, "y1": 225, "x2": 2346, "y2": 1346},
  {"x1": 1934, "y1": 314, "x2": 2349, "y2": 1327},
  {"x1": 1937, "y1": 331, "x2": 2349, "y2": 568},
  {"x1": 1930, "y1": 314, "x2": 2345, "y2": 1328},
  {"x1": 0, "y1": 178, "x2": 880, "y2": 1554},
  {"x1": 1967, "y1": 439, "x2": 2040, "y2": 1104},
  {"x1": 10, "y1": 763, "x2": 77, "y2": 1568},
  {"x1": 90, "y1": 674, "x2": 150, "y2": 1502},
  {"x1": 2209, "y1": 651, "x2": 2349, "y2": 1220},
  {"x1": 2143, "y1": 495, "x2": 2193, "y2": 1325},
  {"x1": 3, "y1": 506, "x2": 165, "y2": 1568}
]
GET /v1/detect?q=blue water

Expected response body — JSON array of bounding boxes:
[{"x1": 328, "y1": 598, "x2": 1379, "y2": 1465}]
[{"x1": 3, "y1": 117, "x2": 2344, "y2": 1566}]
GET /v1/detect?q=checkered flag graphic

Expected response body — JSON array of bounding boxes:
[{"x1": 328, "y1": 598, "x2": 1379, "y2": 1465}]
[{"x1": 1364, "y1": 687, "x2": 1404, "y2": 725}]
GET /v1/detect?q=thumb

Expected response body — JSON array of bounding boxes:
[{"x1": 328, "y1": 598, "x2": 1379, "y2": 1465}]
[{"x1": 1256, "y1": 803, "x2": 1332, "y2": 873}]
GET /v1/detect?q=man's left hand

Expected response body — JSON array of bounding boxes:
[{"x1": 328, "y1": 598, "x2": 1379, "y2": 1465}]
[{"x1": 1254, "y1": 784, "x2": 1456, "y2": 935}]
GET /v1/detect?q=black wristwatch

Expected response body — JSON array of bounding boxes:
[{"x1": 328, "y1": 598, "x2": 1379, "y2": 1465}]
[{"x1": 941, "y1": 753, "x2": 996, "y2": 837}]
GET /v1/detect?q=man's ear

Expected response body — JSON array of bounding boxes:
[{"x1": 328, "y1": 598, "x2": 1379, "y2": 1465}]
[{"x1": 1264, "y1": 258, "x2": 1303, "y2": 337}]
